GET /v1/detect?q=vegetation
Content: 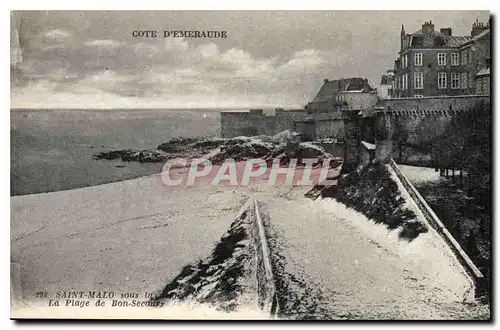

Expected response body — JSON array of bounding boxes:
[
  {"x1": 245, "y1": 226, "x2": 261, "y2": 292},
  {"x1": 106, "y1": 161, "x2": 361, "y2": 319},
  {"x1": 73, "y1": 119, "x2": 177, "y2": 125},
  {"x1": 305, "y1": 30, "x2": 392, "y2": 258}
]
[
  {"x1": 394, "y1": 102, "x2": 491, "y2": 297},
  {"x1": 309, "y1": 162, "x2": 428, "y2": 241}
]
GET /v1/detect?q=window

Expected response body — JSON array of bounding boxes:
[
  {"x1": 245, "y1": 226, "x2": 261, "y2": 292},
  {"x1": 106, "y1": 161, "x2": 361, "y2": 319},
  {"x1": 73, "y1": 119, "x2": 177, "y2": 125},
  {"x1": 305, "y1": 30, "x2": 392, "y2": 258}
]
[
  {"x1": 437, "y1": 53, "x2": 446, "y2": 66},
  {"x1": 414, "y1": 72, "x2": 423, "y2": 89},
  {"x1": 438, "y1": 72, "x2": 447, "y2": 89},
  {"x1": 414, "y1": 53, "x2": 423, "y2": 66},
  {"x1": 401, "y1": 55, "x2": 408, "y2": 68},
  {"x1": 451, "y1": 73, "x2": 460, "y2": 89},
  {"x1": 476, "y1": 79, "x2": 482, "y2": 94},
  {"x1": 469, "y1": 72, "x2": 473, "y2": 88},
  {"x1": 403, "y1": 73, "x2": 408, "y2": 90},
  {"x1": 451, "y1": 53, "x2": 459, "y2": 66},
  {"x1": 483, "y1": 77, "x2": 490, "y2": 94},
  {"x1": 468, "y1": 49, "x2": 473, "y2": 64},
  {"x1": 461, "y1": 72, "x2": 468, "y2": 89},
  {"x1": 461, "y1": 51, "x2": 468, "y2": 65},
  {"x1": 414, "y1": 94, "x2": 424, "y2": 98}
]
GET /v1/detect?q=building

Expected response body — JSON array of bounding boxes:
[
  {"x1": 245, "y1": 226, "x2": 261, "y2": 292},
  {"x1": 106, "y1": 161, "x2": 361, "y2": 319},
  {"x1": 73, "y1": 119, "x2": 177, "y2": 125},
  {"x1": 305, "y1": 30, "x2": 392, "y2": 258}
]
[
  {"x1": 306, "y1": 77, "x2": 378, "y2": 112},
  {"x1": 458, "y1": 20, "x2": 491, "y2": 95},
  {"x1": 378, "y1": 70, "x2": 394, "y2": 99},
  {"x1": 476, "y1": 67, "x2": 490, "y2": 95},
  {"x1": 392, "y1": 19, "x2": 491, "y2": 98}
]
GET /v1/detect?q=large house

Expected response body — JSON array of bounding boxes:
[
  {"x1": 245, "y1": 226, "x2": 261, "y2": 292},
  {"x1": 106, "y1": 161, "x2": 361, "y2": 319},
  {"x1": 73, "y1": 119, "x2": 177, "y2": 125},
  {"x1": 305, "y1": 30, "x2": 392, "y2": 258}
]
[
  {"x1": 306, "y1": 77, "x2": 378, "y2": 112},
  {"x1": 392, "y1": 18, "x2": 491, "y2": 98},
  {"x1": 458, "y1": 21, "x2": 491, "y2": 95}
]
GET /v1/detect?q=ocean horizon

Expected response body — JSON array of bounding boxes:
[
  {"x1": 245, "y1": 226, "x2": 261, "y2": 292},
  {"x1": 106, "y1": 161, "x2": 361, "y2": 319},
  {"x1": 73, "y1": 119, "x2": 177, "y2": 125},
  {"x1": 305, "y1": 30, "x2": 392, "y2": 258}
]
[{"x1": 10, "y1": 108, "x2": 224, "y2": 196}]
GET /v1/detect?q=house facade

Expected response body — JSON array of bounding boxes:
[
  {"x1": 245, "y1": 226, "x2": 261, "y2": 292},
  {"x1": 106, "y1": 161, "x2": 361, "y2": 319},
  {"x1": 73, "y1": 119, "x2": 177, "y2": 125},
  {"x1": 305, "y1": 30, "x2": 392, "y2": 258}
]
[
  {"x1": 392, "y1": 19, "x2": 491, "y2": 98},
  {"x1": 306, "y1": 77, "x2": 378, "y2": 112},
  {"x1": 378, "y1": 70, "x2": 394, "y2": 100},
  {"x1": 458, "y1": 21, "x2": 491, "y2": 95}
]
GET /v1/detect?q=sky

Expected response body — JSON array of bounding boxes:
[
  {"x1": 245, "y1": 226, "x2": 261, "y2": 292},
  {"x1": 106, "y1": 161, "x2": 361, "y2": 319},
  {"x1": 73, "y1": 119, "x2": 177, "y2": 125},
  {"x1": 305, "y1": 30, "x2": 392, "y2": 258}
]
[{"x1": 10, "y1": 10, "x2": 490, "y2": 109}]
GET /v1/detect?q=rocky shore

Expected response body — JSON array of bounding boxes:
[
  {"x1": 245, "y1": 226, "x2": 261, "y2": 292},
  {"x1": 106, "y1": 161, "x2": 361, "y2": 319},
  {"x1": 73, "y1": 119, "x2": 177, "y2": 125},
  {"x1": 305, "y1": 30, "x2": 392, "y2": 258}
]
[{"x1": 93, "y1": 131, "x2": 343, "y2": 169}]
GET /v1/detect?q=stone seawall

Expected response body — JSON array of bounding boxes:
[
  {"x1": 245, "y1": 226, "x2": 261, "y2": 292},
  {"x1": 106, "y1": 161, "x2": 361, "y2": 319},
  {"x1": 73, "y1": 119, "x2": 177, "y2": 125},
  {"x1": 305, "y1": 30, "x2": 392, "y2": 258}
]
[{"x1": 221, "y1": 109, "x2": 344, "y2": 140}]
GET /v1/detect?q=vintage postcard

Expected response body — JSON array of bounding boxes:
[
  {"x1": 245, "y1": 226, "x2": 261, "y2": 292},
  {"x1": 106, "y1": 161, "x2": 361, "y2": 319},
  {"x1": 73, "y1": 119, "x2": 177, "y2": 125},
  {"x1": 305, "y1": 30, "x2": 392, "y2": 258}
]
[{"x1": 10, "y1": 10, "x2": 491, "y2": 320}]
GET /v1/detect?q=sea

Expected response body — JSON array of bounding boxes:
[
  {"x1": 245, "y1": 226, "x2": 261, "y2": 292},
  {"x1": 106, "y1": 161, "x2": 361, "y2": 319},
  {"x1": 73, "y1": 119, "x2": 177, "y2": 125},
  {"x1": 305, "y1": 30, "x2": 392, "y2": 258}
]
[{"x1": 10, "y1": 108, "x2": 222, "y2": 196}]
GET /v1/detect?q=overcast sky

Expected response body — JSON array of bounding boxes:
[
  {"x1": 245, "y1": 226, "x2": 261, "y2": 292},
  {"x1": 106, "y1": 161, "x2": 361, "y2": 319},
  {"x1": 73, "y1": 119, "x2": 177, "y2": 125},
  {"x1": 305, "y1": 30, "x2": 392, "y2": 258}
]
[{"x1": 10, "y1": 10, "x2": 490, "y2": 109}]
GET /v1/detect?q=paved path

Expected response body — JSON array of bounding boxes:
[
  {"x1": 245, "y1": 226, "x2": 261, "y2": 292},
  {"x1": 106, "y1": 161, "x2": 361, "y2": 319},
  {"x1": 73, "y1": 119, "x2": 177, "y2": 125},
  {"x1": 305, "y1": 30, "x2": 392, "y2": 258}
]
[{"x1": 254, "y1": 186, "x2": 483, "y2": 320}]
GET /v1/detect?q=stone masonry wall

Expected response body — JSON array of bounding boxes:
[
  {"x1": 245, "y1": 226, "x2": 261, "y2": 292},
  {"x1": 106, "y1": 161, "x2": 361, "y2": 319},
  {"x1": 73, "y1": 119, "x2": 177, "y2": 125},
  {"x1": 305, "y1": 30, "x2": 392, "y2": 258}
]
[
  {"x1": 221, "y1": 109, "x2": 345, "y2": 139},
  {"x1": 373, "y1": 95, "x2": 491, "y2": 164},
  {"x1": 380, "y1": 95, "x2": 490, "y2": 112}
]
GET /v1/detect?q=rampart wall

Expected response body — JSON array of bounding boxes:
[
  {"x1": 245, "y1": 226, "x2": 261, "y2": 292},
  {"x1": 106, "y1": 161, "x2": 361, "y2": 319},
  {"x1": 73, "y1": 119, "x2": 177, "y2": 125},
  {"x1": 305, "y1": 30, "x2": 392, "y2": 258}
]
[
  {"x1": 342, "y1": 95, "x2": 491, "y2": 172},
  {"x1": 380, "y1": 95, "x2": 490, "y2": 112},
  {"x1": 374, "y1": 95, "x2": 491, "y2": 163},
  {"x1": 220, "y1": 108, "x2": 344, "y2": 139}
]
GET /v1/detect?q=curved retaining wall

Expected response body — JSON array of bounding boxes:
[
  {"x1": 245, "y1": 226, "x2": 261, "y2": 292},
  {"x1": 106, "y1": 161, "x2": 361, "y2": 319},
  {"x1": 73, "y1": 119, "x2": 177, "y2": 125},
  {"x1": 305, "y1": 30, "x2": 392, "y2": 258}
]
[{"x1": 389, "y1": 159, "x2": 485, "y2": 297}]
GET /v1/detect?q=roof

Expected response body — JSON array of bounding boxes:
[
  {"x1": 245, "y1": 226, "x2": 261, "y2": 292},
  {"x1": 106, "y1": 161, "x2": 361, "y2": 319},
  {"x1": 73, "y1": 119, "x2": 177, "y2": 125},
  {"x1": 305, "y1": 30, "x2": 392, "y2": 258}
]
[
  {"x1": 459, "y1": 29, "x2": 490, "y2": 48},
  {"x1": 476, "y1": 67, "x2": 490, "y2": 77},
  {"x1": 411, "y1": 28, "x2": 442, "y2": 36},
  {"x1": 409, "y1": 34, "x2": 471, "y2": 48},
  {"x1": 312, "y1": 78, "x2": 375, "y2": 102},
  {"x1": 361, "y1": 141, "x2": 376, "y2": 150},
  {"x1": 442, "y1": 36, "x2": 471, "y2": 47}
]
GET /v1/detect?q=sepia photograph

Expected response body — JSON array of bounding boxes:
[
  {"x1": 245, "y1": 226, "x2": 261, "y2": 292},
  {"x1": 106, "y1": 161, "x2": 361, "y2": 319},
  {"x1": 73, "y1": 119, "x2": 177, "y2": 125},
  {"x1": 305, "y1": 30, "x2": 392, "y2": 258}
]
[{"x1": 10, "y1": 10, "x2": 492, "y2": 320}]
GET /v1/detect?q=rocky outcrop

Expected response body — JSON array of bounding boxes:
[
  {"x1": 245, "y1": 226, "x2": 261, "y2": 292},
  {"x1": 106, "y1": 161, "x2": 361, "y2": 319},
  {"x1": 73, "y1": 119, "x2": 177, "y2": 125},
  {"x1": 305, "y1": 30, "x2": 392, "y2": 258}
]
[
  {"x1": 92, "y1": 149, "x2": 169, "y2": 162},
  {"x1": 94, "y1": 132, "x2": 341, "y2": 170},
  {"x1": 157, "y1": 136, "x2": 228, "y2": 154}
]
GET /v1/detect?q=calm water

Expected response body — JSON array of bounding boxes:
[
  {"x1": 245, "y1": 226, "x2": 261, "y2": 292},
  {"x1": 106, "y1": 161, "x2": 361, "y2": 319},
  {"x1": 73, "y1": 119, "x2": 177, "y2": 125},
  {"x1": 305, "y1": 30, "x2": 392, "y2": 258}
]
[{"x1": 11, "y1": 109, "x2": 221, "y2": 196}]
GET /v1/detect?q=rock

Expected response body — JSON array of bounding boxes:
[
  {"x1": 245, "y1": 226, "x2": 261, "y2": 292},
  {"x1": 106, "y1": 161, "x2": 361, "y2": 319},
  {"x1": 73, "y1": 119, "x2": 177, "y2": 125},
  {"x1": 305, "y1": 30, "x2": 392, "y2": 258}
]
[
  {"x1": 93, "y1": 149, "x2": 168, "y2": 162},
  {"x1": 157, "y1": 137, "x2": 200, "y2": 152},
  {"x1": 95, "y1": 133, "x2": 343, "y2": 170},
  {"x1": 210, "y1": 141, "x2": 276, "y2": 165}
]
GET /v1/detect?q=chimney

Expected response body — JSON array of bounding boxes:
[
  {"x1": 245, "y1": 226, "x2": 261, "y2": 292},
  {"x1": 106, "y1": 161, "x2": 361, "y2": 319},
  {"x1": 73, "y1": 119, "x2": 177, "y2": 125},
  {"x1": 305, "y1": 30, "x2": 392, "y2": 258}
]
[
  {"x1": 324, "y1": 78, "x2": 329, "y2": 84},
  {"x1": 422, "y1": 21, "x2": 435, "y2": 47},
  {"x1": 440, "y1": 28, "x2": 452, "y2": 36},
  {"x1": 400, "y1": 24, "x2": 406, "y2": 52},
  {"x1": 471, "y1": 18, "x2": 488, "y2": 37}
]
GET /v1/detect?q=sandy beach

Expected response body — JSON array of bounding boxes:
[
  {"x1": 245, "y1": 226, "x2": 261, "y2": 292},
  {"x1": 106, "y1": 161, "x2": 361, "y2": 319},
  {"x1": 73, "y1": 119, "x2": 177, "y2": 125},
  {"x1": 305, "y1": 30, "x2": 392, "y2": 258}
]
[{"x1": 11, "y1": 163, "x2": 487, "y2": 319}]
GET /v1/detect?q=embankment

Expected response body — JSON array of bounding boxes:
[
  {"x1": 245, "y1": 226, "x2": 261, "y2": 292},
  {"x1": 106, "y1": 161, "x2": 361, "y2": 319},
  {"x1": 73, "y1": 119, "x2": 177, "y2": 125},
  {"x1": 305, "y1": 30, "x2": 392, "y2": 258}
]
[
  {"x1": 391, "y1": 161, "x2": 487, "y2": 298},
  {"x1": 153, "y1": 197, "x2": 277, "y2": 317},
  {"x1": 308, "y1": 162, "x2": 427, "y2": 241}
]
